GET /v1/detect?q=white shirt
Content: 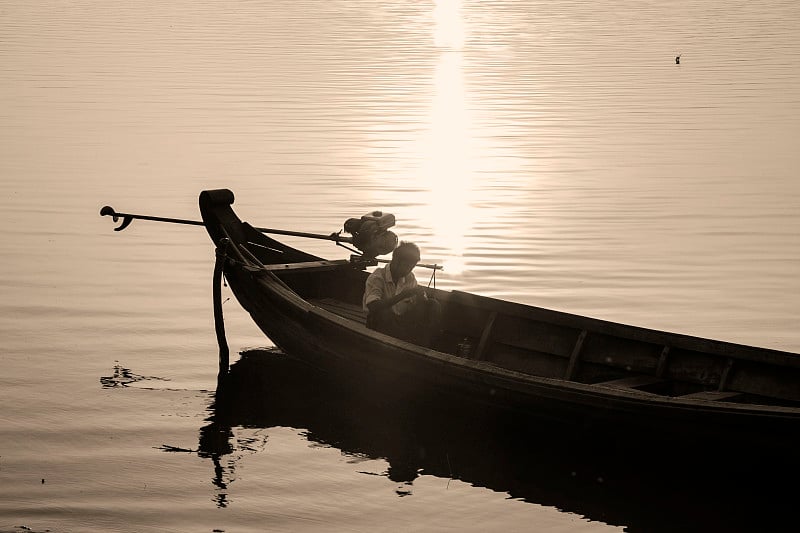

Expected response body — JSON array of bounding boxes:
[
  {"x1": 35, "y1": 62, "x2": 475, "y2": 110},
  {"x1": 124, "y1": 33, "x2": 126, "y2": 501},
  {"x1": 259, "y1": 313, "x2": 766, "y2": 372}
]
[{"x1": 362, "y1": 266, "x2": 418, "y2": 316}]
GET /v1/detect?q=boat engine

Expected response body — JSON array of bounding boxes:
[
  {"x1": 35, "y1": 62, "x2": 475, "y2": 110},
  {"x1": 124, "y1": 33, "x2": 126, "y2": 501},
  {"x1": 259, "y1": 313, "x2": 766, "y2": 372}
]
[{"x1": 343, "y1": 211, "x2": 398, "y2": 258}]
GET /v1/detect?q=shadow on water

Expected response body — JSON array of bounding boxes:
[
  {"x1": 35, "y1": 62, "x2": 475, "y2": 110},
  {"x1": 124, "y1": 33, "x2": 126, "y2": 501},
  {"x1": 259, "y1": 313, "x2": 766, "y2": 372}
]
[{"x1": 197, "y1": 349, "x2": 797, "y2": 532}]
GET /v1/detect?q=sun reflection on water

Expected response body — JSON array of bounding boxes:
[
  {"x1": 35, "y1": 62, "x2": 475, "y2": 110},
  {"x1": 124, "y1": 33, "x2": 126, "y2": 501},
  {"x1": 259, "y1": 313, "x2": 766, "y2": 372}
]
[
  {"x1": 413, "y1": 50, "x2": 476, "y2": 275},
  {"x1": 411, "y1": 0, "x2": 474, "y2": 275},
  {"x1": 433, "y1": 0, "x2": 465, "y2": 49},
  {"x1": 365, "y1": 0, "x2": 530, "y2": 278}
]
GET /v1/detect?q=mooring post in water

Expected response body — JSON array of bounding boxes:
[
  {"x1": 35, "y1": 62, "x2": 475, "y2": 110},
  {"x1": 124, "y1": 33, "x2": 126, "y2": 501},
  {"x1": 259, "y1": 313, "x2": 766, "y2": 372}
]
[{"x1": 213, "y1": 238, "x2": 230, "y2": 382}]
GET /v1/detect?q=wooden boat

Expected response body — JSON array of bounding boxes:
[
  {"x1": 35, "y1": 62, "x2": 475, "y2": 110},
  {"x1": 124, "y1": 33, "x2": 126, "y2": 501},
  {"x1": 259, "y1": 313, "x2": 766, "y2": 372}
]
[{"x1": 194, "y1": 189, "x2": 800, "y2": 452}]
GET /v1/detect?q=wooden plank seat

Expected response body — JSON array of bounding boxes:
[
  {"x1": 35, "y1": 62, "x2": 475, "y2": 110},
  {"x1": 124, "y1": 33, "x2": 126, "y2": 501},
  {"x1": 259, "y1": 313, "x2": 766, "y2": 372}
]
[
  {"x1": 311, "y1": 298, "x2": 368, "y2": 325},
  {"x1": 678, "y1": 390, "x2": 743, "y2": 401},
  {"x1": 596, "y1": 375, "x2": 665, "y2": 390}
]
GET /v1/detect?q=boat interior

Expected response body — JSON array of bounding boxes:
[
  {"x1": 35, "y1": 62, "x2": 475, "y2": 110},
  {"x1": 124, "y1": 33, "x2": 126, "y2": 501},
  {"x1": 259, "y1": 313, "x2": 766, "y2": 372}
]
[{"x1": 263, "y1": 258, "x2": 800, "y2": 410}]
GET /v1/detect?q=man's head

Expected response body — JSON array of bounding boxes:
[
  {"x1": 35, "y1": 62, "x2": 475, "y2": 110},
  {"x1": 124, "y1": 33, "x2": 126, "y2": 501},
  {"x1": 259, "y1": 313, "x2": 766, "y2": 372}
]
[{"x1": 390, "y1": 241, "x2": 420, "y2": 280}]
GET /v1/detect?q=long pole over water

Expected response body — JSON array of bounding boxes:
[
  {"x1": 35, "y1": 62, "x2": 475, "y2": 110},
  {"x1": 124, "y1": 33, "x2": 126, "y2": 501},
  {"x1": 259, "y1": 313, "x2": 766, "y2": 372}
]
[{"x1": 100, "y1": 205, "x2": 443, "y2": 270}]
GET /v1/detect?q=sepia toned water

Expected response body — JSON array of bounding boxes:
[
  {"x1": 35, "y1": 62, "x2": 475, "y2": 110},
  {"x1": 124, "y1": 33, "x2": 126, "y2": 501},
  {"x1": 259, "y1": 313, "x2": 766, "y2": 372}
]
[{"x1": 1, "y1": 1, "x2": 799, "y2": 531}]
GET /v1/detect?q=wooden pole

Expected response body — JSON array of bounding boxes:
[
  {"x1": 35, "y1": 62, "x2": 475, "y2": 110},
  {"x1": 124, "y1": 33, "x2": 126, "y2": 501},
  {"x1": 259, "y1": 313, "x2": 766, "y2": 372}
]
[{"x1": 214, "y1": 239, "x2": 230, "y2": 384}]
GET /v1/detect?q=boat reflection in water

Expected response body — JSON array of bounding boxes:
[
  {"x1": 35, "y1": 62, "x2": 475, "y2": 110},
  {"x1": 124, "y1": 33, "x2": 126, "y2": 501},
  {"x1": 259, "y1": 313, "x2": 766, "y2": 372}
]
[{"x1": 197, "y1": 349, "x2": 797, "y2": 531}]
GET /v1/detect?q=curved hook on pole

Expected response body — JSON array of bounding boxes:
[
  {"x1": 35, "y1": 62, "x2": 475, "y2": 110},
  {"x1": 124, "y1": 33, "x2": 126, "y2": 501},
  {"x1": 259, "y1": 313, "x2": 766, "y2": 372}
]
[
  {"x1": 100, "y1": 206, "x2": 134, "y2": 231},
  {"x1": 115, "y1": 216, "x2": 133, "y2": 231}
]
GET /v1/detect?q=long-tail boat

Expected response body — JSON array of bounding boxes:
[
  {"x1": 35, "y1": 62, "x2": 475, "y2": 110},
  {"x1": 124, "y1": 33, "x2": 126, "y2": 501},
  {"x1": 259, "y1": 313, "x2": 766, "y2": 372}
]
[{"x1": 102, "y1": 189, "x2": 800, "y2": 454}]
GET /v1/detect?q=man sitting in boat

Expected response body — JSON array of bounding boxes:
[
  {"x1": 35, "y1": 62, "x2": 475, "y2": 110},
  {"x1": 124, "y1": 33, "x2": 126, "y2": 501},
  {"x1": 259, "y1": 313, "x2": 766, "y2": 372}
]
[{"x1": 362, "y1": 241, "x2": 441, "y2": 346}]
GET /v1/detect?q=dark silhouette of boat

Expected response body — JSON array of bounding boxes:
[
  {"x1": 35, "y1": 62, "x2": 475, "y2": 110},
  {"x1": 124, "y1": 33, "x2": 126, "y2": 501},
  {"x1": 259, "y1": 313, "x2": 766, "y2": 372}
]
[{"x1": 195, "y1": 189, "x2": 799, "y2": 455}]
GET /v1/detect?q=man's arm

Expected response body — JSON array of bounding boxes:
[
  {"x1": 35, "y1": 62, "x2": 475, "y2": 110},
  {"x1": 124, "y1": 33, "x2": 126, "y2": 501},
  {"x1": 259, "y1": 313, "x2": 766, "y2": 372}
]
[{"x1": 366, "y1": 286, "x2": 425, "y2": 315}]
